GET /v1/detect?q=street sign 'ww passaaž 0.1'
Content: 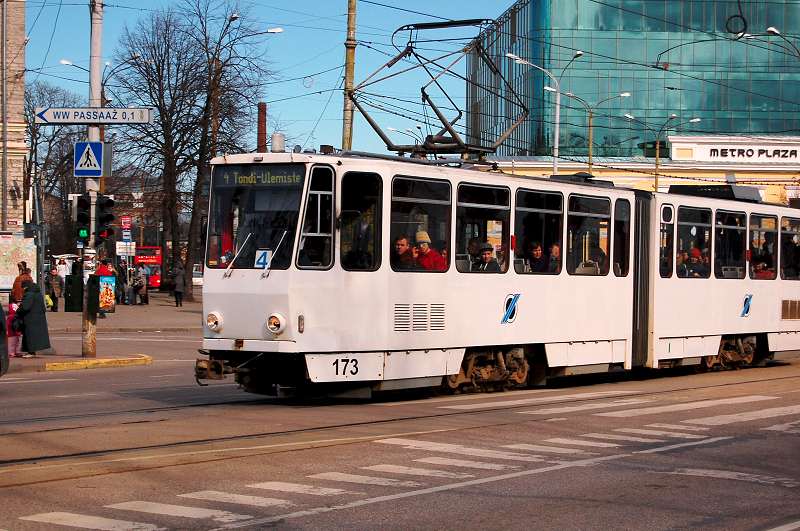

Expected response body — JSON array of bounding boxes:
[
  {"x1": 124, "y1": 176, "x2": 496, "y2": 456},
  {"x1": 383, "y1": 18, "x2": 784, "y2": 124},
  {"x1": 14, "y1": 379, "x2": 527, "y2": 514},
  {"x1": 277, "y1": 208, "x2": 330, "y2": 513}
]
[{"x1": 35, "y1": 107, "x2": 154, "y2": 125}]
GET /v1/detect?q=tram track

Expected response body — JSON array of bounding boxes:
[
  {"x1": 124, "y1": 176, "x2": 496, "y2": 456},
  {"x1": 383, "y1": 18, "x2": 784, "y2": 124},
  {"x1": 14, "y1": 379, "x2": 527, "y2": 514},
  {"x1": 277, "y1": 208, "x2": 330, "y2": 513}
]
[{"x1": 0, "y1": 367, "x2": 797, "y2": 480}]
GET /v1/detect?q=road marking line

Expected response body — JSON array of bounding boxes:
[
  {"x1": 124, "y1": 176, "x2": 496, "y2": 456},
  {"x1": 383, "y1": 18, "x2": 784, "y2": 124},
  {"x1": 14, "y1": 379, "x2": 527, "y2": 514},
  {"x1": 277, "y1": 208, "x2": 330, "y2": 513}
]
[
  {"x1": 105, "y1": 501, "x2": 251, "y2": 523},
  {"x1": 54, "y1": 393, "x2": 102, "y2": 399},
  {"x1": 503, "y1": 443, "x2": 591, "y2": 455},
  {"x1": 646, "y1": 423, "x2": 709, "y2": 432},
  {"x1": 413, "y1": 457, "x2": 519, "y2": 471},
  {"x1": 0, "y1": 378, "x2": 77, "y2": 385},
  {"x1": 543, "y1": 437, "x2": 620, "y2": 448},
  {"x1": 20, "y1": 512, "x2": 163, "y2": 530},
  {"x1": 595, "y1": 395, "x2": 778, "y2": 417},
  {"x1": 149, "y1": 374, "x2": 183, "y2": 378},
  {"x1": 371, "y1": 387, "x2": 568, "y2": 407},
  {"x1": 214, "y1": 436, "x2": 737, "y2": 530},
  {"x1": 580, "y1": 433, "x2": 664, "y2": 443},
  {"x1": 363, "y1": 464, "x2": 473, "y2": 479},
  {"x1": 615, "y1": 428, "x2": 706, "y2": 439},
  {"x1": 438, "y1": 391, "x2": 639, "y2": 411},
  {"x1": 634, "y1": 436, "x2": 731, "y2": 454},
  {"x1": 375, "y1": 438, "x2": 546, "y2": 462},
  {"x1": 659, "y1": 468, "x2": 800, "y2": 488},
  {"x1": 247, "y1": 482, "x2": 356, "y2": 496},
  {"x1": 309, "y1": 472, "x2": 423, "y2": 488},
  {"x1": 762, "y1": 420, "x2": 800, "y2": 434},
  {"x1": 767, "y1": 519, "x2": 800, "y2": 531},
  {"x1": 683, "y1": 404, "x2": 800, "y2": 426},
  {"x1": 178, "y1": 491, "x2": 294, "y2": 508},
  {"x1": 517, "y1": 398, "x2": 651, "y2": 415}
]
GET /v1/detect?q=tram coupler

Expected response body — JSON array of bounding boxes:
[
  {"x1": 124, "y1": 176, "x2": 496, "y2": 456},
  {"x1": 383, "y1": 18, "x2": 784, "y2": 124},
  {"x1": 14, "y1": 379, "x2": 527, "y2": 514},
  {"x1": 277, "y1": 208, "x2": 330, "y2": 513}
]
[{"x1": 195, "y1": 353, "x2": 235, "y2": 382}]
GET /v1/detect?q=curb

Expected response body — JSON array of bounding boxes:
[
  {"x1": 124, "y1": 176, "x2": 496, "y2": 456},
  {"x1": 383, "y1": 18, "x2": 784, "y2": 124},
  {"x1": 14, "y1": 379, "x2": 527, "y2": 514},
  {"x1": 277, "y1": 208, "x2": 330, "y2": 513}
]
[
  {"x1": 49, "y1": 327, "x2": 199, "y2": 334},
  {"x1": 44, "y1": 354, "x2": 153, "y2": 371}
]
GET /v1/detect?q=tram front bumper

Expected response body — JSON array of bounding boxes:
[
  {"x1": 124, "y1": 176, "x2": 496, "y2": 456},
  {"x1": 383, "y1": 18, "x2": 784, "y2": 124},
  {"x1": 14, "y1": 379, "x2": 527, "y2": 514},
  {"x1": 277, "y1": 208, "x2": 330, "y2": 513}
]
[{"x1": 202, "y1": 338, "x2": 297, "y2": 353}]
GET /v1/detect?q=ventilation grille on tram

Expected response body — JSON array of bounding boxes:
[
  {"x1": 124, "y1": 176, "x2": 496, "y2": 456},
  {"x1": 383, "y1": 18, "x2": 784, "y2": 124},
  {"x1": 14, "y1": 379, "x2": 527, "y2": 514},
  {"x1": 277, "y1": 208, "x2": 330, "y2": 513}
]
[
  {"x1": 782, "y1": 300, "x2": 800, "y2": 320},
  {"x1": 394, "y1": 303, "x2": 446, "y2": 332}
]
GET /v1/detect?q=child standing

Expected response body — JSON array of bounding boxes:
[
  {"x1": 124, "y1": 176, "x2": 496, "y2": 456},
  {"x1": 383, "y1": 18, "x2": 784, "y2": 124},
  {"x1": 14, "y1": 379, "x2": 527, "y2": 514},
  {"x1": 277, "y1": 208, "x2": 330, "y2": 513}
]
[{"x1": 6, "y1": 302, "x2": 22, "y2": 358}]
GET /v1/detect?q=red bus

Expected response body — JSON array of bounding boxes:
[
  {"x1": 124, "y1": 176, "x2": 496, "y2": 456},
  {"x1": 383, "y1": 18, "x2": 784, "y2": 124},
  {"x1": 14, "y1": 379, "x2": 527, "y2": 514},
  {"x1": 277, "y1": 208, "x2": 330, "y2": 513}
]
[{"x1": 134, "y1": 246, "x2": 162, "y2": 289}]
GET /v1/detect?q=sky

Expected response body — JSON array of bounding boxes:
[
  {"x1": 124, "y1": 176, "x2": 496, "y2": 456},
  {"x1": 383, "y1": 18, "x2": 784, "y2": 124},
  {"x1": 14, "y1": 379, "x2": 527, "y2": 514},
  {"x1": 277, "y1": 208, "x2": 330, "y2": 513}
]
[{"x1": 24, "y1": 0, "x2": 507, "y2": 155}]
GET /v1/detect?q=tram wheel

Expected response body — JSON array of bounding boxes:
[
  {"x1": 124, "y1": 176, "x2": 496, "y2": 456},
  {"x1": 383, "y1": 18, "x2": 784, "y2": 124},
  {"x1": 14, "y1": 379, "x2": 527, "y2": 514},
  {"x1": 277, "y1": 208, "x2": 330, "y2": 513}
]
[{"x1": 702, "y1": 355, "x2": 718, "y2": 370}]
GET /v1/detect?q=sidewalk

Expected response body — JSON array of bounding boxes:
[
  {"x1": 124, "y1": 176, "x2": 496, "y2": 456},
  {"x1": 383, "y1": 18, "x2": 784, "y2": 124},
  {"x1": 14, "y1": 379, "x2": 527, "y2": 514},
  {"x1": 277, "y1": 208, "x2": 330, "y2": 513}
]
[{"x1": 5, "y1": 291, "x2": 202, "y2": 374}]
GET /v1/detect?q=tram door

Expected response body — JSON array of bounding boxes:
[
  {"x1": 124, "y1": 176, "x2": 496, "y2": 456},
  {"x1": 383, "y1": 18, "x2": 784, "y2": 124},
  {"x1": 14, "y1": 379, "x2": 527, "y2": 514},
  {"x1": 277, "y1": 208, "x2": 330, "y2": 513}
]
[{"x1": 631, "y1": 191, "x2": 652, "y2": 367}]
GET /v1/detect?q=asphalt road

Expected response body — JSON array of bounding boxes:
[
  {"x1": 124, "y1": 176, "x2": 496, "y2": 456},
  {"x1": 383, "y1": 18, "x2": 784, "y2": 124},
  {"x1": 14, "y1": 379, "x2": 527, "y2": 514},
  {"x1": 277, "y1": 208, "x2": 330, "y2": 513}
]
[{"x1": 0, "y1": 339, "x2": 799, "y2": 530}]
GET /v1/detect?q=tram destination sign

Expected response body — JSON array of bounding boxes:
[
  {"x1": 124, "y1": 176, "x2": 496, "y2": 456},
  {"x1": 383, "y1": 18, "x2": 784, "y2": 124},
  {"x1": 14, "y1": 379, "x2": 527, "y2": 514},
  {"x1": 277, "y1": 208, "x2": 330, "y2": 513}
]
[{"x1": 35, "y1": 107, "x2": 154, "y2": 125}]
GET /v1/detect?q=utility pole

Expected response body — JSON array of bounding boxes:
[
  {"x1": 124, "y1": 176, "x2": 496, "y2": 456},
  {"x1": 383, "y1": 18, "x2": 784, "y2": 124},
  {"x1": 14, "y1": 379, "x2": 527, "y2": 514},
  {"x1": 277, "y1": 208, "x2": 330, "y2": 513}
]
[
  {"x1": 81, "y1": 0, "x2": 103, "y2": 358},
  {"x1": 341, "y1": 0, "x2": 356, "y2": 151},
  {"x1": 1, "y1": 0, "x2": 8, "y2": 231}
]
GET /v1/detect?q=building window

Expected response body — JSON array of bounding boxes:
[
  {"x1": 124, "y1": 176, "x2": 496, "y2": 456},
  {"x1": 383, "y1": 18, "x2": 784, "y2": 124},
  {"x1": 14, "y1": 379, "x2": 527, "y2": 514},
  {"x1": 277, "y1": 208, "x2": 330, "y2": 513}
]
[
  {"x1": 297, "y1": 166, "x2": 334, "y2": 269},
  {"x1": 781, "y1": 217, "x2": 800, "y2": 280},
  {"x1": 567, "y1": 195, "x2": 611, "y2": 276},
  {"x1": 660, "y1": 205, "x2": 674, "y2": 278},
  {"x1": 340, "y1": 172, "x2": 381, "y2": 271},
  {"x1": 677, "y1": 206, "x2": 712, "y2": 278},
  {"x1": 713, "y1": 210, "x2": 746, "y2": 279},
  {"x1": 514, "y1": 189, "x2": 562, "y2": 274},
  {"x1": 613, "y1": 199, "x2": 631, "y2": 277},
  {"x1": 390, "y1": 176, "x2": 450, "y2": 272},
  {"x1": 750, "y1": 214, "x2": 778, "y2": 280},
  {"x1": 456, "y1": 184, "x2": 510, "y2": 273}
]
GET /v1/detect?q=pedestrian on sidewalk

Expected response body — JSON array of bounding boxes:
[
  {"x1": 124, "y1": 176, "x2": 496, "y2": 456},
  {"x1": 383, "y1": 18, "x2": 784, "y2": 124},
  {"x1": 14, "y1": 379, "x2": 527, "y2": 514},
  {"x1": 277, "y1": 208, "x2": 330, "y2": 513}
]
[
  {"x1": 136, "y1": 265, "x2": 149, "y2": 305},
  {"x1": 15, "y1": 280, "x2": 51, "y2": 358},
  {"x1": 116, "y1": 261, "x2": 127, "y2": 304},
  {"x1": 44, "y1": 267, "x2": 64, "y2": 312},
  {"x1": 11, "y1": 262, "x2": 31, "y2": 303},
  {"x1": 6, "y1": 302, "x2": 22, "y2": 357},
  {"x1": 173, "y1": 263, "x2": 185, "y2": 307},
  {"x1": 0, "y1": 302, "x2": 7, "y2": 376}
]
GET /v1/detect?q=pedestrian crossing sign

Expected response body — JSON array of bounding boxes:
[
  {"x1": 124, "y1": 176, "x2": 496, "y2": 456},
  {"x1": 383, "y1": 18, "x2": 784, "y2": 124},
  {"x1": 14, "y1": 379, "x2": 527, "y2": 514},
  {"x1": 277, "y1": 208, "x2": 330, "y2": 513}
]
[{"x1": 74, "y1": 141, "x2": 103, "y2": 177}]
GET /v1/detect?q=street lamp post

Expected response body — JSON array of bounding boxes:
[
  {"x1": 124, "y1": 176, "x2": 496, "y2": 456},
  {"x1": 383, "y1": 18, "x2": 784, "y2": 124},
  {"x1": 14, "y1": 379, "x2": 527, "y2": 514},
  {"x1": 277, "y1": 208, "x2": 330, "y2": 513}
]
[
  {"x1": 624, "y1": 113, "x2": 701, "y2": 191},
  {"x1": 506, "y1": 51, "x2": 582, "y2": 175},
  {"x1": 559, "y1": 91, "x2": 630, "y2": 174}
]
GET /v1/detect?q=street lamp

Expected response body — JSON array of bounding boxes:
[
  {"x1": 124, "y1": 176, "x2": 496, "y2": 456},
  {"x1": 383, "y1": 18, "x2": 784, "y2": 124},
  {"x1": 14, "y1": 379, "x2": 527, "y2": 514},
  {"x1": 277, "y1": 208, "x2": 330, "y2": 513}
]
[
  {"x1": 766, "y1": 26, "x2": 800, "y2": 58},
  {"x1": 506, "y1": 50, "x2": 583, "y2": 175},
  {"x1": 624, "y1": 113, "x2": 701, "y2": 191},
  {"x1": 559, "y1": 91, "x2": 630, "y2": 174}
]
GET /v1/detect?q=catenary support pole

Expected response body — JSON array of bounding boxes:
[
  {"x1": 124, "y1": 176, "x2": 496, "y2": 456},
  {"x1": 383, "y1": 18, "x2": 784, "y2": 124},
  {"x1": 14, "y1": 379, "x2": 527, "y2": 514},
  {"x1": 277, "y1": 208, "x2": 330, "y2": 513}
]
[
  {"x1": 1, "y1": 0, "x2": 7, "y2": 231},
  {"x1": 341, "y1": 0, "x2": 356, "y2": 151}
]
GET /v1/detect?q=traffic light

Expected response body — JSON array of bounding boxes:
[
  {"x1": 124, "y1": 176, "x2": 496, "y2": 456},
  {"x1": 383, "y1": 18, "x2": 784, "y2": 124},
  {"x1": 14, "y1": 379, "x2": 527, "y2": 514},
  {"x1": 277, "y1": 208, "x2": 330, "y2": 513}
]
[
  {"x1": 75, "y1": 193, "x2": 91, "y2": 244},
  {"x1": 95, "y1": 194, "x2": 115, "y2": 245}
]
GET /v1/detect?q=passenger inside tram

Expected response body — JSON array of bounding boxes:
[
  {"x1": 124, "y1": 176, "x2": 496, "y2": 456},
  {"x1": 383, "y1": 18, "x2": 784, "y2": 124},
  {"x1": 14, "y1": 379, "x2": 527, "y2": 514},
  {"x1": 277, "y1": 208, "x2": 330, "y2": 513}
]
[
  {"x1": 548, "y1": 243, "x2": 561, "y2": 273},
  {"x1": 392, "y1": 235, "x2": 416, "y2": 270},
  {"x1": 414, "y1": 231, "x2": 447, "y2": 271},
  {"x1": 527, "y1": 242, "x2": 548, "y2": 272},
  {"x1": 686, "y1": 247, "x2": 709, "y2": 278},
  {"x1": 473, "y1": 242, "x2": 500, "y2": 272}
]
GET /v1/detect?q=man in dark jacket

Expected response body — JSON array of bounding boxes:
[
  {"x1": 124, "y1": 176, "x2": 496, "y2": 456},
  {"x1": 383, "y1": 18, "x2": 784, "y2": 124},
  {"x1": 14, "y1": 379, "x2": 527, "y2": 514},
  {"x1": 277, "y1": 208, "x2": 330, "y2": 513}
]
[
  {"x1": 0, "y1": 302, "x2": 8, "y2": 376},
  {"x1": 16, "y1": 281, "x2": 51, "y2": 357},
  {"x1": 44, "y1": 267, "x2": 64, "y2": 312},
  {"x1": 173, "y1": 263, "x2": 185, "y2": 307}
]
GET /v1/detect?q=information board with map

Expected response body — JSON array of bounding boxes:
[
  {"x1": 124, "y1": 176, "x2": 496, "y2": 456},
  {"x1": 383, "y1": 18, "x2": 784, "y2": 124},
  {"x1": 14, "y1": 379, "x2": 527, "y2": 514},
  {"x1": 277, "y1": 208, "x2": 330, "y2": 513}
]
[{"x1": 0, "y1": 235, "x2": 37, "y2": 290}]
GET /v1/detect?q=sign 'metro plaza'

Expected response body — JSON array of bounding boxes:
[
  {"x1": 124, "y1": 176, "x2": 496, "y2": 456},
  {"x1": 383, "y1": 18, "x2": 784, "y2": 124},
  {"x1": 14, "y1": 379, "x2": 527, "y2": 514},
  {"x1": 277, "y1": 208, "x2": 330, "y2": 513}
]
[{"x1": 669, "y1": 136, "x2": 800, "y2": 164}]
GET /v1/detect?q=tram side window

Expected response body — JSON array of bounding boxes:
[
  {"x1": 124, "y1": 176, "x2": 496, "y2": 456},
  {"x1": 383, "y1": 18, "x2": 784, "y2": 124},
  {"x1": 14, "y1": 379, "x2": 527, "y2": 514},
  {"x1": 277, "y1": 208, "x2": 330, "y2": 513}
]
[
  {"x1": 566, "y1": 195, "x2": 611, "y2": 276},
  {"x1": 660, "y1": 206, "x2": 673, "y2": 278},
  {"x1": 297, "y1": 167, "x2": 334, "y2": 269},
  {"x1": 750, "y1": 214, "x2": 778, "y2": 280},
  {"x1": 613, "y1": 199, "x2": 630, "y2": 277},
  {"x1": 340, "y1": 172, "x2": 381, "y2": 271},
  {"x1": 456, "y1": 184, "x2": 510, "y2": 273},
  {"x1": 390, "y1": 176, "x2": 450, "y2": 272},
  {"x1": 713, "y1": 211, "x2": 746, "y2": 279},
  {"x1": 676, "y1": 206, "x2": 712, "y2": 278},
  {"x1": 781, "y1": 217, "x2": 800, "y2": 280},
  {"x1": 514, "y1": 190, "x2": 562, "y2": 274}
]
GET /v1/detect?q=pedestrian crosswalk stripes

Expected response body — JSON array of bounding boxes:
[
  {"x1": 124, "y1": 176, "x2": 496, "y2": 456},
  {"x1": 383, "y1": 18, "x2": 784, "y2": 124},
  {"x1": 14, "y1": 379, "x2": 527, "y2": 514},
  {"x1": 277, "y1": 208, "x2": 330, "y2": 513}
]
[
  {"x1": 375, "y1": 438, "x2": 547, "y2": 462},
  {"x1": 438, "y1": 390, "x2": 639, "y2": 411},
  {"x1": 363, "y1": 464, "x2": 474, "y2": 479},
  {"x1": 580, "y1": 432, "x2": 665, "y2": 443},
  {"x1": 517, "y1": 398, "x2": 652, "y2": 415},
  {"x1": 178, "y1": 490, "x2": 294, "y2": 508},
  {"x1": 503, "y1": 443, "x2": 592, "y2": 455},
  {"x1": 682, "y1": 404, "x2": 800, "y2": 426},
  {"x1": 543, "y1": 437, "x2": 621, "y2": 448},
  {"x1": 614, "y1": 428, "x2": 706, "y2": 439},
  {"x1": 413, "y1": 457, "x2": 519, "y2": 470},
  {"x1": 595, "y1": 395, "x2": 778, "y2": 417},
  {"x1": 309, "y1": 472, "x2": 424, "y2": 487},
  {"x1": 246, "y1": 482, "x2": 356, "y2": 496},
  {"x1": 646, "y1": 423, "x2": 710, "y2": 432},
  {"x1": 104, "y1": 501, "x2": 251, "y2": 523},
  {"x1": 19, "y1": 512, "x2": 162, "y2": 530}
]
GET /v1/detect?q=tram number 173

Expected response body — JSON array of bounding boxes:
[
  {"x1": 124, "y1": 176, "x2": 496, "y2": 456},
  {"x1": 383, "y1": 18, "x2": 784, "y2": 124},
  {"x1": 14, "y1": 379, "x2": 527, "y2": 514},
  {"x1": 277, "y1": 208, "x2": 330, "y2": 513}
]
[{"x1": 332, "y1": 358, "x2": 359, "y2": 376}]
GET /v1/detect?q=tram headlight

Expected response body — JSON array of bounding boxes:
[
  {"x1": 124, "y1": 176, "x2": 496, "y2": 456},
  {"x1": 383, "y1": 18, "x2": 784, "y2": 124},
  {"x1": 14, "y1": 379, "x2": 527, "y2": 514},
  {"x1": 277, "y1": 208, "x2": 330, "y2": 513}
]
[
  {"x1": 206, "y1": 311, "x2": 223, "y2": 332},
  {"x1": 267, "y1": 313, "x2": 286, "y2": 335}
]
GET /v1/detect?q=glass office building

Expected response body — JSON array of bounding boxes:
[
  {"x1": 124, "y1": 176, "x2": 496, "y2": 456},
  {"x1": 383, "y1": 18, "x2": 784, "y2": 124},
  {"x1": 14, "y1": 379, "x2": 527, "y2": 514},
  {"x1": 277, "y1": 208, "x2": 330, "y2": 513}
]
[{"x1": 467, "y1": 0, "x2": 800, "y2": 158}]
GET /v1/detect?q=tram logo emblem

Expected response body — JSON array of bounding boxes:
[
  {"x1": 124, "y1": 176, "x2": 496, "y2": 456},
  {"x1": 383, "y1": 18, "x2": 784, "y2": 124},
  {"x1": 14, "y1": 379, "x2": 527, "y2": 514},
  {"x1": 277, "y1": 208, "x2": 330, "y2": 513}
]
[
  {"x1": 741, "y1": 294, "x2": 753, "y2": 318},
  {"x1": 502, "y1": 293, "x2": 520, "y2": 324}
]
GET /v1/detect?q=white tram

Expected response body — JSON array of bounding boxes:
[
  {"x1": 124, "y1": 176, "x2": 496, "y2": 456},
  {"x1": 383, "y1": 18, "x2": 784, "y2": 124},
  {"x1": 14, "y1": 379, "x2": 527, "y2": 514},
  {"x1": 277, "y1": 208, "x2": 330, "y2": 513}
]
[{"x1": 196, "y1": 149, "x2": 800, "y2": 395}]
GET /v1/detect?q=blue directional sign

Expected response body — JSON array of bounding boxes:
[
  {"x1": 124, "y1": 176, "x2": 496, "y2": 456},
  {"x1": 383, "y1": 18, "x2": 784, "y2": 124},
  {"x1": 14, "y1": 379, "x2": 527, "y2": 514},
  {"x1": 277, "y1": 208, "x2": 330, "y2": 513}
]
[{"x1": 74, "y1": 141, "x2": 103, "y2": 178}]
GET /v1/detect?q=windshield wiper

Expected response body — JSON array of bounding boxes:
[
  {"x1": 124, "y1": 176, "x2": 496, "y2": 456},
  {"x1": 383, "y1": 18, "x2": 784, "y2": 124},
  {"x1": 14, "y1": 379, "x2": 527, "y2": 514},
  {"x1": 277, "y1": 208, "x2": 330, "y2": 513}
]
[
  {"x1": 261, "y1": 230, "x2": 288, "y2": 279},
  {"x1": 223, "y1": 232, "x2": 253, "y2": 278}
]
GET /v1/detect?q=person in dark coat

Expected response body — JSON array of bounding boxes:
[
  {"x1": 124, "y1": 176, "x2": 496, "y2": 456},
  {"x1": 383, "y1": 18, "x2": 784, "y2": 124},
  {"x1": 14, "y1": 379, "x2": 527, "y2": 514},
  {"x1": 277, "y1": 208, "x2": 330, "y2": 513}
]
[
  {"x1": 44, "y1": 267, "x2": 64, "y2": 312},
  {"x1": 0, "y1": 302, "x2": 8, "y2": 376},
  {"x1": 15, "y1": 281, "x2": 51, "y2": 357},
  {"x1": 173, "y1": 263, "x2": 185, "y2": 307}
]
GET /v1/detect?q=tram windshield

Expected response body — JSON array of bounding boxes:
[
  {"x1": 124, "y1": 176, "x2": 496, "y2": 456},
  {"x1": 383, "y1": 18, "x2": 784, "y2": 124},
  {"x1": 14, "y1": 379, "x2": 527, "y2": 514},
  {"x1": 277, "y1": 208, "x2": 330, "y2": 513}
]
[{"x1": 206, "y1": 164, "x2": 305, "y2": 270}]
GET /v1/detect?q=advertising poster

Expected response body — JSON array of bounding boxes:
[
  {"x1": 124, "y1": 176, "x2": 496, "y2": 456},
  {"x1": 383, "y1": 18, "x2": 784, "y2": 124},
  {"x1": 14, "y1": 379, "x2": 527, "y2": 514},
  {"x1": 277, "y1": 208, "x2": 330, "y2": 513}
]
[{"x1": 99, "y1": 275, "x2": 116, "y2": 313}]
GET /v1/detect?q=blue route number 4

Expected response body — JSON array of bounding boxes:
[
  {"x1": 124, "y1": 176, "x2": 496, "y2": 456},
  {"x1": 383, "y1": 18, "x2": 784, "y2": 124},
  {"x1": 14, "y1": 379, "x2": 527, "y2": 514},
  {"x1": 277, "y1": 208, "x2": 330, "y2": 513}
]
[{"x1": 254, "y1": 249, "x2": 272, "y2": 269}]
